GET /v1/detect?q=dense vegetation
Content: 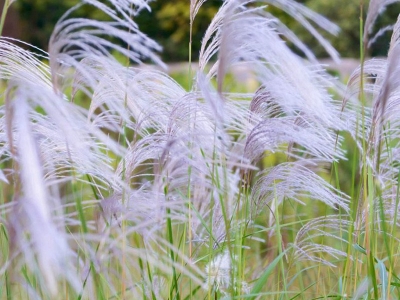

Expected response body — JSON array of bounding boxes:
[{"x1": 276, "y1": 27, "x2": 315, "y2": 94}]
[
  {"x1": 1, "y1": 0, "x2": 400, "y2": 299},
  {"x1": 10, "y1": 0, "x2": 400, "y2": 60}
]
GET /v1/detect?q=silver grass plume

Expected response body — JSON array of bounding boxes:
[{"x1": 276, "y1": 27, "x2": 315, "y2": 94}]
[
  {"x1": 0, "y1": 0, "x2": 357, "y2": 297},
  {"x1": 49, "y1": 0, "x2": 165, "y2": 92},
  {"x1": 370, "y1": 18, "x2": 400, "y2": 231},
  {"x1": 199, "y1": 0, "x2": 340, "y2": 82},
  {"x1": 342, "y1": 5, "x2": 400, "y2": 251},
  {"x1": 196, "y1": 0, "x2": 352, "y2": 272},
  {"x1": 292, "y1": 216, "x2": 353, "y2": 267},
  {"x1": 0, "y1": 0, "x2": 174, "y2": 296},
  {"x1": 199, "y1": 0, "x2": 350, "y2": 206},
  {"x1": 349, "y1": 15, "x2": 400, "y2": 182},
  {"x1": 191, "y1": 0, "x2": 208, "y2": 23},
  {"x1": 364, "y1": 0, "x2": 400, "y2": 47},
  {"x1": 9, "y1": 94, "x2": 74, "y2": 295}
]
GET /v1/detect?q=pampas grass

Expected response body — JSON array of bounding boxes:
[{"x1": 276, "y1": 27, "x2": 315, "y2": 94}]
[{"x1": 2, "y1": 0, "x2": 400, "y2": 298}]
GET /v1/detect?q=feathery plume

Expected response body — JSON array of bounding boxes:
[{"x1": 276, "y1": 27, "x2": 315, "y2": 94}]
[{"x1": 364, "y1": 0, "x2": 400, "y2": 47}]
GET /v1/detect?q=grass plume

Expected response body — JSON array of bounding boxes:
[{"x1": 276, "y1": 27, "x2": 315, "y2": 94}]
[{"x1": 1, "y1": 0, "x2": 400, "y2": 298}]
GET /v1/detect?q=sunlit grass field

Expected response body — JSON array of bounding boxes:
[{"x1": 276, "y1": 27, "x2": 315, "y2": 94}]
[{"x1": 1, "y1": 0, "x2": 400, "y2": 299}]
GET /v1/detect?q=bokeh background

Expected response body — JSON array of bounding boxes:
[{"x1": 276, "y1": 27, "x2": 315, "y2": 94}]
[{"x1": 3, "y1": 0, "x2": 400, "y2": 62}]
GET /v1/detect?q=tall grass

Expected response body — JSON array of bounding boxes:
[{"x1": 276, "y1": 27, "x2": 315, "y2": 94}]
[{"x1": 1, "y1": 0, "x2": 400, "y2": 299}]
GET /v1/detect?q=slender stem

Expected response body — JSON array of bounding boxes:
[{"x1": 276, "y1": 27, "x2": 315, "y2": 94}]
[
  {"x1": 0, "y1": 0, "x2": 10, "y2": 37},
  {"x1": 188, "y1": 16, "x2": 193, "y2": 91}
]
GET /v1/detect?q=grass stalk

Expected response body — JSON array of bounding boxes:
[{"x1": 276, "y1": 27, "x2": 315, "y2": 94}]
[
  {"x1": 3, "y1": 0, "x2": 400, "y2": 298},
  {"x1": 0, "y1": 0, "x2": 11, "y2": 37}
]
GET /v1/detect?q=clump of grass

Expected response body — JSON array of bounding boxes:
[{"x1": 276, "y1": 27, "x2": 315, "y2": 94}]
[{"x1": 1, "y1": 0, "x2": 400, "y2": 299}]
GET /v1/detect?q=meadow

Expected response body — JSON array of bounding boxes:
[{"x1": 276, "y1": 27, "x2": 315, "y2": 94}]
[{"x1": 0, "y1": 0, "x2": 400, "y2": 299}]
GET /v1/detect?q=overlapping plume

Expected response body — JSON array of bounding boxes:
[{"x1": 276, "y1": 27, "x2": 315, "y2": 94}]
[{"x1": 0, "y1": 0, "x2": 360, "y2": 297}]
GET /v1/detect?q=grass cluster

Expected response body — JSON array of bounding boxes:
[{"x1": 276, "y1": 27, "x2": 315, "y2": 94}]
[{"x1": 1, "y1": 0, "x2": 400, "y2": 299}]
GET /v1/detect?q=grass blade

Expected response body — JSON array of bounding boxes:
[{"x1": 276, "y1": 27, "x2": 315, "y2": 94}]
[{"x1": 248, "y1": 249, "x2": 290, "y2": 299}]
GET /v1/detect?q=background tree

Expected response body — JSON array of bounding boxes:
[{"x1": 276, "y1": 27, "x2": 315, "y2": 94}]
[
  {"x1": 12, "y1": 0, "x2": 220, "y2": 61},
  {"x1": 14, "y1": 0, "x2": 77, "y2": 50},
  {"x1": 7, "y1": 0, "x2": 400, "y2": 60},
  {"x1": 301, "y1": 0, "x2": 400, "y2": 57},
  {"x1": 136, "y1": 0, "x2": 220, "y2": 61}
]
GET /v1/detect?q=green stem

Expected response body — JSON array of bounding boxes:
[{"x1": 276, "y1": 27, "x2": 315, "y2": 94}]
[
  {"x1": 0, "y1": 0, "x2": 10, "y2": 37},
  {"x1": 188, "y1": 17, "x2": 193, "y2": 91}
]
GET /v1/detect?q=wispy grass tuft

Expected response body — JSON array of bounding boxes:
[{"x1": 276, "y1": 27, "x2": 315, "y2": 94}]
[{"x1": 2, "y1": 0, "x2": 400, "y2": 298}]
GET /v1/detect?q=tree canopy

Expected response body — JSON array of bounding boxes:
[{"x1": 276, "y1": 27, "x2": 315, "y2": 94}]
[{"x1": 9, "y1": 0, "x2": 400, "y2": 61}]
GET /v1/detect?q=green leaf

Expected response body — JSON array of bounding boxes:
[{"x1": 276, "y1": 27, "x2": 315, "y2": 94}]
[
  {"x1": 377, "y1": 259, "x2": 388, "y2": 300},
  {"x1": 248, "y1": 249, "x2": 289, "y2": 300},
  {"x1": 352, "y1": 243, "x2": 366, "y2": 255}
]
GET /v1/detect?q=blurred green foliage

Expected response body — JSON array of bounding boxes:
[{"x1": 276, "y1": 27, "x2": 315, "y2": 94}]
[
  {"x1": 9, "y1": 0, "x2": 400, "y2": 61},
  {"x1": 13, "y1": 0, "x2": 220, "y2": 61},
  {"x1": 301, "y1": 0, "x2": 400, "y2": 57},
  {"x1": 135, "y1": 0, "x2": 220, "y2": 61},
  {"x1": 15, "y1": 0, "x2": 76, "y2": 49}
]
